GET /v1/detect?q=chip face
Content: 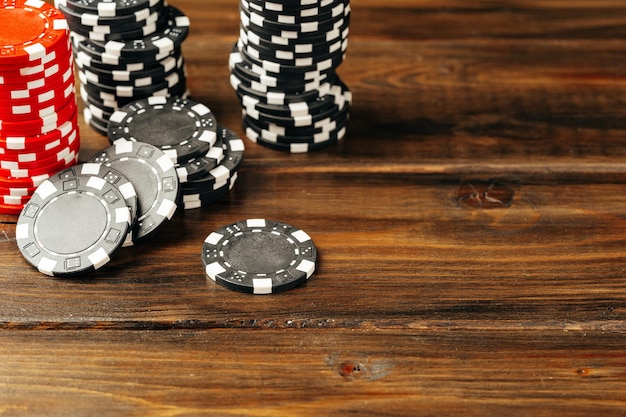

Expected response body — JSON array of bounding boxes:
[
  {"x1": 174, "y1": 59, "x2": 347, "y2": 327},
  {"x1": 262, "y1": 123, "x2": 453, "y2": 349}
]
[
  {"x1": 202, "y1": 219, "x2": 317, "y2": 294},
  {"x1": 107, "y1": 95, "x2": 218, "y2": 164},
  {"x1": 0, "y1": 0, "x2": 70, "y2": 65},
  {"x1": 15, "y1": 164, "x2": 131, "y2": 276}
]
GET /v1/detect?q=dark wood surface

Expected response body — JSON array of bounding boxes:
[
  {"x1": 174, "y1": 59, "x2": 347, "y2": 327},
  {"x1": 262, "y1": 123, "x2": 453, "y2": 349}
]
[{"x1": 2, "y1": 1, "x2": 626, "y2": 415}]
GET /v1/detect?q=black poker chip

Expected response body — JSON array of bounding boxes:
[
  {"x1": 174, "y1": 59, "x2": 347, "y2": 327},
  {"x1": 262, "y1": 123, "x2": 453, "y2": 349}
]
[
  {"x1": 15, "y1": 163, "x2": 132, "y2": 276},
  {"x1": 67, "y1": 15, "x2": 166, "y2": 43},
  {"x1": 83, "y1": 106, "x2": 110, "y2": 136},
  {"x1": 88, "y1": 141, "x2": 179, "y2": 243},
  {"x1": 176, "y1": 140, "x2": 225, "y2": 183},
  {"x1": 239, "y1": 6, "x2": 348, "y2": 38},
  {"x1": 58, "y1": 0, "x2": 163, "y2": 18},
  {"x1": 202, "y1": 219, "x2": 317, "y2": 294},
  {"x1": 243, "y1": 108, "x2": 350, "y2": 141},
  {"x1": 240, "y1": 0, "x2": 348, "y2": 25},
  {"x1": 80, "y1": 82, "x2": 190, "y2": 114},
  {"x1": 229, "y1": 44, "x2": 331, "y2": 80},
  {"x1": 179, "y1": 126, "x2": 245, "y2": 195},
  {"x1": 57, "y1": 1, "x2": 165, "y2": 27},
  {"x1": 80, "y1": 74, "x2": 185, "y2": 102},
  {"x1": 231, "y1": 73, "x2": 333, "y2": 105},
  {"x1": 73, "y1": 39, "x2": 182, "y2": 70},
  {"x1": 86, "y1": 5, "x2": 190, "y2": 59},
  {"x1": 244, "y1": 121, "x2": 347, "y2": 152},
  {"x1": 230, "y1": 58, "x2": 336, "y2": 95},
  {"x1": 107, "y1": 96, "x2": 218, "y2": 164},
  {"x1": 243, "y1": 0, "x2": 326, "y2": 12},
  {"x1": 239, "y1": 92, "x2": 337, "y2": 118},
  {"x1": 76, "y1": 55, "x2": 184, "y2": 85},
  {"x1": 239, "y1": 32, "x2": 348, "y2": 63},
  {"x1": 179, "y1": 171, "x2": 238, "y2": 210}
]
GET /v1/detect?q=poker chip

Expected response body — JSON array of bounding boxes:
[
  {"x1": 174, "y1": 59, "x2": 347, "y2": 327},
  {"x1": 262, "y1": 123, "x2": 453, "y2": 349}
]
[
  {"x1": 0, "y1": 202, "x2": 25, "y2": 214},
  {"x1": 87, "y1": 6, "x2": 189, "y2": 59},
  {"x1": 0, "y1": 138, "x2": 80, "y2": 170},
  {"x1": 15, "y1": 163, "x2": 131, "y2": 276},
  {"x1": 178, "y1": 126, "x2": 244, "y2": 200},
  {"x1": 0, "y1": 0, "x2": 70, "y2": 65},
  {"x1": 56, "y1": 0, "x2": 163, "y2": 17},
  {"x1": 0, "y1": 186, "x2": 37, "y2": 197},
  {"x1": 88, "y1": 140, "x2": 179, "y2": 242},
  {"x1": 57, "y1": 2, "x2": 190, "y2": 133},
  {"x1": 107, "y1": 96, "x2": 218, "y2": 164},
  {"x1": 175, "y1": 141, "x2": 225, "y2": 183},
  {"x1": 202, "y1": 219, "x2": 317, "y2": 294},
  {"x1": 0, "y1": 2, "x2": 80, "y2": 214},
  {"x1": 180, "y1": 171, "x2": 238, "y2": 210},
  {"x1": 230, "y1": 0, "x2": 352, "y2": 152},
  {"x1": 246, "y1": 122, "x2": 347, "y2": 153}
]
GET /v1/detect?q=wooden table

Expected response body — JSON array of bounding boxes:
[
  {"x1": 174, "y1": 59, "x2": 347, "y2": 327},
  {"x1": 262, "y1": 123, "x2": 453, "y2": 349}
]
[{"x1": 2, "y1": 1, "x2": 626, "y2": 415}]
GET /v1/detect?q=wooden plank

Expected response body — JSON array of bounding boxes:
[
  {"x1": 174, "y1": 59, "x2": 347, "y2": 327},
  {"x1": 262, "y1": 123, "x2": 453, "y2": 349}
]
[
  {"x1": 1, "y1": 329, "x2": 625, "y2": 416},
  {"x1": 2, "y1": 172, "x2": 626, "y2": 327},
  {"x1": 161, "y1": 0, "x2": 626, "y2": 40},
  {"x1": 180, "y1": 38, "x2": 626, "y2": 168}
]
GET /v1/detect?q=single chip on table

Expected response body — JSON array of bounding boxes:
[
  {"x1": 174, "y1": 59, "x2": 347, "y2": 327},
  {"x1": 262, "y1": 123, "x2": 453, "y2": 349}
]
[{"x1": 202, "y1": 218, "x2": 317, "y2": 294}]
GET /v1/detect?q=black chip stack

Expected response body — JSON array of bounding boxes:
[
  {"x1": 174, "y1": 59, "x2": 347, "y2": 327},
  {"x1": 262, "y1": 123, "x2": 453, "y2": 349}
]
[
  {"x1": 230, "y1": 0, "x2": 352, "y2": 152},
  {"x1": 54, "y1": 0, "x2": 190, "y2": 134},
  {"x1": 106, "y1": 96, "x2": 244, "y2": 210}
]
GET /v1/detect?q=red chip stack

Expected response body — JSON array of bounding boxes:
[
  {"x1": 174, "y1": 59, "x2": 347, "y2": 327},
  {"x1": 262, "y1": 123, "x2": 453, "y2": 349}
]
[{"x1": 0, "y1": 0, "x2": 79, "y2": 215}]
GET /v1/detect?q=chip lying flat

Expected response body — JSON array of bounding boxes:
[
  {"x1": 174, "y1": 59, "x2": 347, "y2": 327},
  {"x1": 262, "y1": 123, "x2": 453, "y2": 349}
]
[{"x1": 202, "y1": 218, "x2": 317, "y2": 294}]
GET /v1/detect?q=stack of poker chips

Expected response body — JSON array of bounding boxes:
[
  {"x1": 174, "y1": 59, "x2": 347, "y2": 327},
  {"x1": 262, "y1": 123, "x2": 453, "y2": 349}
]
[
  {"x1": 15, "y1": 95, "x2": 246, "y2": 276},
  {"x1": 229, "y1": 0, "x2": 352, "y2": 153},
  {"x1": 0, "y1": 0, "x2": 80, "y2": 215},
  {"x1": 105, "y1": 96, "x2": 244, "y2": 210},
  {"x1": 55, "y1": 0, "x2": 190, "y2": 134}
]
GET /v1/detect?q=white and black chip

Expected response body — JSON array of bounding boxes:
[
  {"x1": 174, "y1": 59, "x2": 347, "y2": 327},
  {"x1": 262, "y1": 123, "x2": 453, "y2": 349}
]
[
  {"x1": 202, "y1": 218, "x2": 317, "y2": 294},
  {"x1": 107, "y1": 95, "x2": 218, "y2": 164}
]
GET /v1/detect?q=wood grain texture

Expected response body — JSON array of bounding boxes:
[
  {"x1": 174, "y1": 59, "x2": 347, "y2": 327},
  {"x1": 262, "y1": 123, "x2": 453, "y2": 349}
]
[
  {"x1": 2, "y1": 0, "x2": 626, "y2": 414},
  {"x1": 2, "y1": 329, "x2": 626, "y2": 417}
]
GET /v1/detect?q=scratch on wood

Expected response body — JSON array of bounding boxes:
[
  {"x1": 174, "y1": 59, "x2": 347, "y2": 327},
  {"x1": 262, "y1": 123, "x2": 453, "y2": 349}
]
[
  {"x1": 0, "y1": 229, "x2": 14, "y2": 242},
  {"x1": 457, "y1": 180, "x2": 515, "y2": 209}
]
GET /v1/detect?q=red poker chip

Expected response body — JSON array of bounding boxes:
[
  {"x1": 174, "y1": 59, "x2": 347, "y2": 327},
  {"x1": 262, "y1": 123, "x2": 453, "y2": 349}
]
[
  {"x1": 0, "y1": 0, "x2": 69, "y2": 66},
  {"x1": 0, "y1": 64, "x2": 74, "y2": 100},
  {"x1": 0, "y1": 172, "x2": 49, "y2": 188},
  {"x1": 1, "y1": 123, "x2": 78, "y2": 157},
  {"x1": 0, "y1": 47, "x2": 72, "y2": 83},
  {"x1": 0, "y1": 100, "x2": 77, "y2": 136},
  {"x1": 0, "y1": 118, "x2": 78, "y2": 153},
  {"x1": 1, "y1": 137, "x2": 80, "y2": 170},
  {"x1": 0, "y1": 119, "x2": 78, "y2": 151},
  {"x1": 0, "y1": 202, "x2": 24, "y2": 215},
  {"x1": 0, "y1": 45, "x2": 72, "y2": 85},
  {"x1": 0, "y1": 147, "x2": 78, "y2": 178},
  {"x1": 0, "y1": 185, "x2": 37, "y2": 197},
  {"x1": 0, "y1": 77, "x2": 76, "y2": 120},
  {"x1": 0, "y1": 193, "x2": 31, "y2": 205}
]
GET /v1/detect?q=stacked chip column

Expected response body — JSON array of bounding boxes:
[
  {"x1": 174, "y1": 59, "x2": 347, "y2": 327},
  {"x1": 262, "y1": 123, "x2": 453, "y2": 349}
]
[
  {"x1": 55, "y1": 0, "x2": 190, "y2": 135},
  {"x1": 230, "y1": 0, "x2": 352, "y2": 153},
  {"x1": 0, "y1": 1, "x2": 80, "y2": 215}
]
